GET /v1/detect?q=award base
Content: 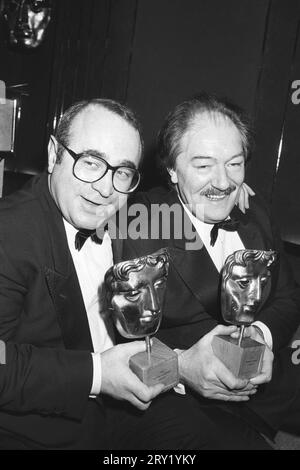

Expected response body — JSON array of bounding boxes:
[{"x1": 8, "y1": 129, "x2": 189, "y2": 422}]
[
  {"x1": 212, "y1": 335, "x2": 265, "y2": 379},
  {"x1": 129, "y1": 337, "x2": 179, "y2": 391}
]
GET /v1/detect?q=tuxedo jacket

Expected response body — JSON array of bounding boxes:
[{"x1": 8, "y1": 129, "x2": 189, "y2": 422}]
[
  {"x1": 0, "y1": 173, "x2": 122, "y2": 449},
  {"x1": 122, "y1": 187, "x2": 300, "y2": 353}
]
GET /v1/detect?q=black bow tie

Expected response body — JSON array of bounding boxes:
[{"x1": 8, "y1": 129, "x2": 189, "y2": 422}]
[
  {"x1": 210, "y1": 218, "x2": 239, "y2": 247},
  {"x1": 75, "y1": 229, "x2": 104, "y2": 251}
]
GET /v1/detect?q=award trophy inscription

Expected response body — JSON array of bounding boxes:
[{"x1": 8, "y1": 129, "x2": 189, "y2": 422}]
[
  {"x1": 212, "y1": 249, "x2": 277, "y2": 379},
  {"x1": 105, "y1": 249, "x2": 179, "y2": 391}
]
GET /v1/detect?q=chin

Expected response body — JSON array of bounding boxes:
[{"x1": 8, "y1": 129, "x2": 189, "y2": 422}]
[
  {"x1": 73, "y1": 215, "x2": 97, "y2": 230},
  {"x1": 198, "y1": 199, "x2": 232, "y2": 222},
  {"x1": 205, "y1": 210, "x2": 231, "y2": 224}
]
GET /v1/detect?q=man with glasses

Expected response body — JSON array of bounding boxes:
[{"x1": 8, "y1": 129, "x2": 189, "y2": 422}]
[
  {"x1": 57, "y1": 139, "x2": 140, "y2": 196},
  {"x1": 0, "y1": 98, "x2": 221, "y2": 450},
  {"x1": 0, "y1": 97, "x2": 272, "y2": 450}
]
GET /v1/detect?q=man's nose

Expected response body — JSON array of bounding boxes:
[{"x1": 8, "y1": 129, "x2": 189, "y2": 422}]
[
  {"x1": 91, "y1": 170, "x2": 114, "y2": 198},
  {"x1": 248, "y1": 280, "x2": 261, "y2": 305},
  {"x1": 143, "y1": 286, "x2": 159, "y2": 313},
  {"x1": 211, "y1": 164, "x2": 230, "y2": 191}
]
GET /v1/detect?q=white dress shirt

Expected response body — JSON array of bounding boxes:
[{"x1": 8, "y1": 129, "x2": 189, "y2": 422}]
[
  {"x1": 63, "y1": 220, "x2": 115, "y2": 395},
  {"x1": 180, "y1": 199, "x2": 273, "y2": 349}
]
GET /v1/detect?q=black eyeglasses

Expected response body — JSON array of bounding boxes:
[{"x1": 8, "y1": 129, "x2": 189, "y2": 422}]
[{"x1": 57, "y1": 140, "x2": 140, "y2": 194}]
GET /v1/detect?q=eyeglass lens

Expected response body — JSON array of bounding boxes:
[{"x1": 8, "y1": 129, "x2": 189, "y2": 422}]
[{"x1": 74, "y1": 154, "x2": 139, "y2": 193}]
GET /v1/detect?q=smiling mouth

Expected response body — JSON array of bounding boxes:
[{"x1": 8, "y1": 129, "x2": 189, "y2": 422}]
[
  {"x1": 82, "y1": 196, "x2": 102, "y2": 206},
  {"x1": 205, "y1": 194, "x2": 228, "y2": 201}
]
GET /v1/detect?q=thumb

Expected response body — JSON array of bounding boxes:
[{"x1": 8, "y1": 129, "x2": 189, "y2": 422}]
[
  {"x1": 123, "y1": 340, "x2": 147, "y2": 356},
  {"x1": 148, "y1": 383, "x2": 165, "y2": 398},
  {"x1": 211, "y1": 325, "x2": 238, "y2": 337}
]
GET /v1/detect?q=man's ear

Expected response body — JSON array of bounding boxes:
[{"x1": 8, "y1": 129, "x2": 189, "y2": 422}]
[
  {"x1": 168, "y1": 168, "x2": 178, "y2": 184},
  {"x1": 48, "y1": 135, "x2": 58, "y2": 173}
]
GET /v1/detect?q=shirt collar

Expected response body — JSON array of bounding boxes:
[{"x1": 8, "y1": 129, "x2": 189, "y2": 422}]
[{"x1": 177, "y1": 192, "x2": 214, "y2": 237}]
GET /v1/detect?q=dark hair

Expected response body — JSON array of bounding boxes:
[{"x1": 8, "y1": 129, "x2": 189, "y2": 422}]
[
  {"x1": 157, "y1": 92, "x2": 253, "y2": 180},
  {"x1": 54, "y1": 98, "x2": 143, "y2": 163}
]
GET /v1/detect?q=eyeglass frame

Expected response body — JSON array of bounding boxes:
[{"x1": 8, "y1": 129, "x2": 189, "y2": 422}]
[{"x1": 56, "y1": 139, "x2": 141, "y2": 194}]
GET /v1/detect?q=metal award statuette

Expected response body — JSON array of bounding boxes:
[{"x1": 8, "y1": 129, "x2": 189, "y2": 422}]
[
  {"x1": 1, "y1": 0, "x2": 53, "y2": 50},
  {"x1": 212, "y1": 249, "x2": 277, "y2": 379},
  {"x1": 105, "y1": 250, "x2": 179, "y2": 391}
]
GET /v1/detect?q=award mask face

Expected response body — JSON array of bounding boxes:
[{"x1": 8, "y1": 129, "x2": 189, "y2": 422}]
[
  {"x1": 221, "y1": 250, "x2": 277, "y2": 325},
  {"x1": 105, "y1": 251, "x2": 169, "y2": 339},
  {"x1": 2, "y1": 0, "x2": 52, "y2": 49}
]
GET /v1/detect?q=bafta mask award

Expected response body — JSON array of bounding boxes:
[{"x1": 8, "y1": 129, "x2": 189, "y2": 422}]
[
  {"x1": 1, "y1": 0, "x2": 53, "y2": 49},
  {"x1": 212, "y1": 249, "x2": 277, "y2": 379},
  {"x1": 105, "y1": 249, "x2": 179, "y2": 391}
]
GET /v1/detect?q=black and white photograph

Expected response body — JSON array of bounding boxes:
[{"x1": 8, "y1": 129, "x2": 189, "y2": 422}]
[{"x1": 0, "y1": 0, "x2": 300, "y2": 454}]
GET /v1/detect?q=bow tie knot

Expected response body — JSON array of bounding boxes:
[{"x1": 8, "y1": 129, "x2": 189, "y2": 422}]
[
  {"x1": 75, "y1": 228, "x2": 105, "y2": 251},
  {"x1": 210, "y1": 218, "x2": 239, "y2": 247}
]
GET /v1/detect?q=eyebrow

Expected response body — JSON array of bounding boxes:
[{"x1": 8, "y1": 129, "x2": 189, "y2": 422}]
[
  {"x1": 82, "y1": 149, "x2": 137, "y2": 169},
  {"x1": 191, "y1": 152, "x2": 244, "y2": 162},
  {"x1": 226, "y1": 153, "x2": 244, "y2": 162}
]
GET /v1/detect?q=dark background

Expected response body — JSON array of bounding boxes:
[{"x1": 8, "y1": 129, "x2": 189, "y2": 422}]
[{"x1": 1, "y1": 0, "x2": 300, "y2": 244}]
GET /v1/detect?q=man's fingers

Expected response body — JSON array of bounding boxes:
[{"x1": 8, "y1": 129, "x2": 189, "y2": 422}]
[
  {"x1": 249, "y1": 364, "x2": 273, "y2": 385},
  {"x1": 129, "y1": 373, "x2": 165, "y2": 403},
  {"x1": 121, "y1": 340, "x2": 147, "y2": 357},
  {"x1": 211, "y1": 324, "x2": 238, "y2": 337},
  {"x1": 232, "y1": 382, "x2": 257, "y2": 392},
  {"x1": 240, "y1": 186, "x2": 247, "y2": 212},
  {"x1": 233, "y1": 388, "x2": 257, "y2": 396},
  {"x1": 243, "y1": 182, "x2": 256, "y2": 196},
  {"x1": 237, "y1": 183, "x2": 255, "y2": 213},
  {"x1": 250, "y1": 370, "x2": 272, "y2": 386},
  {"x1": 149, "y1": 383, "x2": 166, "y2": 398},
  {"x1": 236, "y1": 187, "x2": 245, "y2": 213},
  {"x1": 250, "y1": 350, "x2": 273, "y2": 385},
  {"x1": 250, "y1": 374, "x2": 268, "y2": 386},
  {"x1": 242, "y1": 185, "x2": 249, "y2": 210},
  {"x1": 213, "y1": 393, "x2": 250, "y2": 402},
  {"x1": 128, "y1": 395, "x2": 153, "y2": 411},
  {"x1": 203, "y1": 378, "x2": 256, "y2": 398},
  {"x1": 215, "y1": 360, "x2": 249, "y2": 390},
  {"x1": 230, "y1": 327, "x2": 251, "y2": 339},
  {"x1": 136, "y1": 383, "x2": 165, "y2": 403}
]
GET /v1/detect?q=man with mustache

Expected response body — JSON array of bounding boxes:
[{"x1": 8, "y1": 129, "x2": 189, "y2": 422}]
[
  {"x1": 122, "y1": 93, "x2": 300, "y2": 446},
  {"x1": 0, "y1": 97, "x2": 238, "y2": 450}
]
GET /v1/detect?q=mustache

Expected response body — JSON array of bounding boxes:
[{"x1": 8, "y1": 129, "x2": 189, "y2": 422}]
[{"x1": 200, "y1": 185, "x2": 236, "y2": 197}]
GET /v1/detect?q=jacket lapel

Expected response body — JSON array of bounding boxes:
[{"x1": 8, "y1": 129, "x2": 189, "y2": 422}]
[
  {"x1": 111, "y1": 236, "x2": 123, "y2": 264},
  {"x1": 234, "y1": 204, "x2": 276, "y2": 309},
  {"x1": 166, "y1": 199, "x2": 274, "y2": 321},
  {"x1": 121, "y1": 189, "x2": 275, "y2": 322},
  {"x1": 162, "y1": 190, "x2": 222, "y2": 320},
  {"x1": 170, "y1": 245, "x2": 221, "y2": 321},
  {"x1": 234, "y1": 205, "x2": 267, "y2": 250},
  {"x1": 35, "y1": 174, "x2": 93, "y2": 351}
]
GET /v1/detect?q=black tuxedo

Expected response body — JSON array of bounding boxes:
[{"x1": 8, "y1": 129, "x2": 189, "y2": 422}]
[
  {"x1": 123, "y1": 187, "x2": 299, "y2": 351},
  {"x1": 0, "y1": 173, "x2": 110, "y2": 448},
  {"x1": 122, "y1": 187, "x2": 300, "y2": 437},
  {"x1": 1, "y1": 174, "x2": 263, "y2": 450}
]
